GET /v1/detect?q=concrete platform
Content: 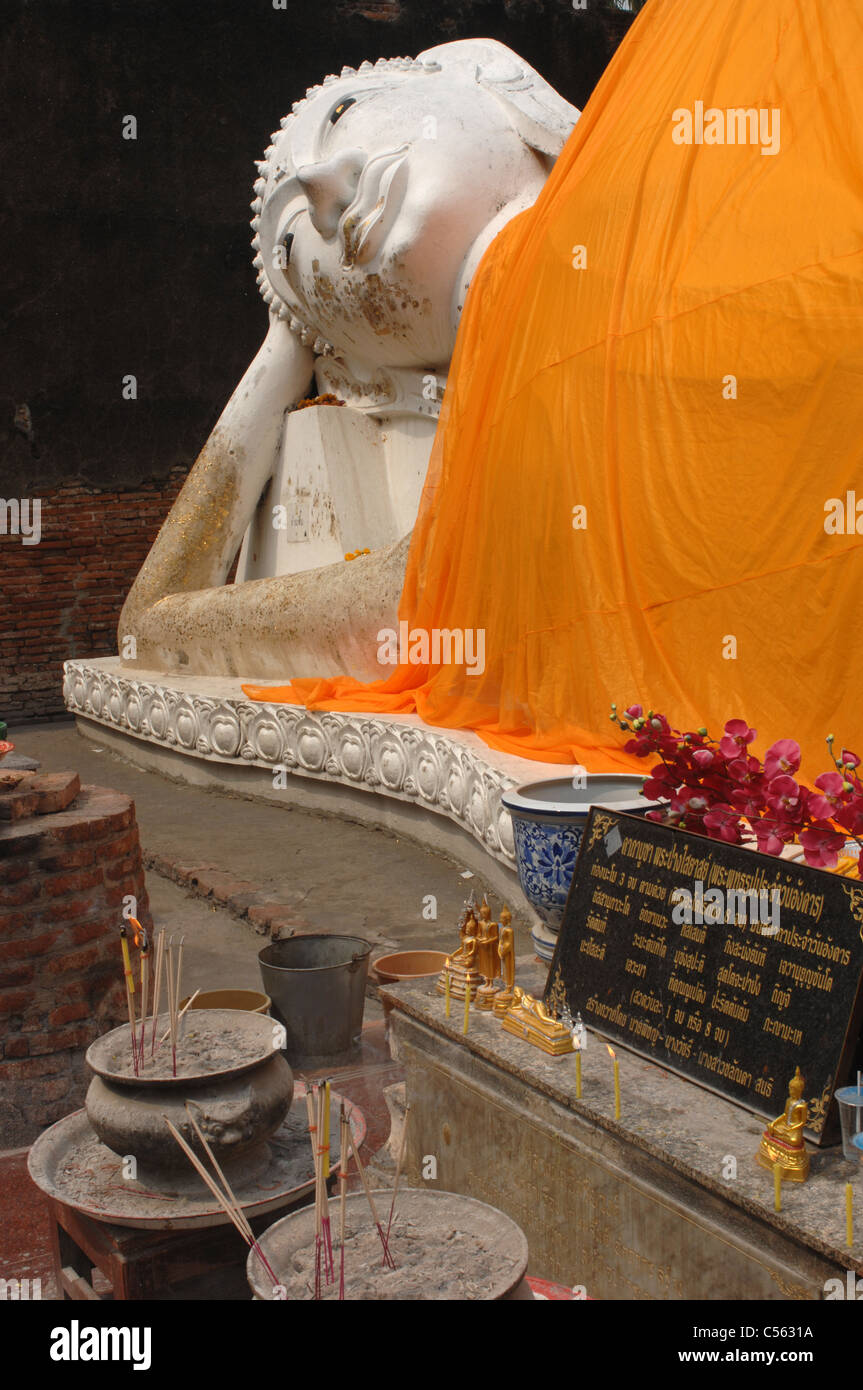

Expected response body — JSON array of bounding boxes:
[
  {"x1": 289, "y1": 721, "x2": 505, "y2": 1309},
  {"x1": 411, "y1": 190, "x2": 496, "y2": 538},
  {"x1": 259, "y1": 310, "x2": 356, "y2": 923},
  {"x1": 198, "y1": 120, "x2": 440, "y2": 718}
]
[{"x1": 383, "y1": 972, "x2": 863, "y2": 1301}]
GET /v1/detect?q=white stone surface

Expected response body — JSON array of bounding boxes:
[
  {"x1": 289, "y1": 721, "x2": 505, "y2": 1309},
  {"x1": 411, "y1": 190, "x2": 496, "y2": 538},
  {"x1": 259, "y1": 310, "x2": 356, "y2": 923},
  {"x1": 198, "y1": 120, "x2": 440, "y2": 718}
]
[
  {"x1": 63, "y1": 658, "x2": 565, "y2": 870},
  {"x1": 235, "y1": 404, "x2": 436, "y2": 582}
]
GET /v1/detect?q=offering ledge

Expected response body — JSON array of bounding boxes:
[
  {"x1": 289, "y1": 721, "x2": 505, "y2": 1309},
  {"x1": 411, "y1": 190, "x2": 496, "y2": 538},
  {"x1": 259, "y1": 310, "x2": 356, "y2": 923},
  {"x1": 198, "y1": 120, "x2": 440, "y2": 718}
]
[{"x1": 382, "y1": 969, "x2": 863, "y2": 1300}]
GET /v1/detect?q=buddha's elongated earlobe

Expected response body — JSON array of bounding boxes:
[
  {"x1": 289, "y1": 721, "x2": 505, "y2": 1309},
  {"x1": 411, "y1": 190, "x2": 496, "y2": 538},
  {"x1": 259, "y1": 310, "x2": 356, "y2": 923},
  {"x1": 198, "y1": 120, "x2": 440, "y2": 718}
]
[{"x1": 119, "y1": 316, "x2": 314, "y2": 657}]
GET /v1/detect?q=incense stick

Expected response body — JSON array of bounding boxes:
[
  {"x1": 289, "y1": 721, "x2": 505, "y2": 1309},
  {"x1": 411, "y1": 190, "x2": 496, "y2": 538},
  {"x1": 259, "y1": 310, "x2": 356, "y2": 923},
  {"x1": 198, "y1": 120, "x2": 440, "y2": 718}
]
[
  {"x1": 119, "y1": 925, "x2": 139, "y2": 1076},
  {"x1": 348, "y1": 1124, "x2": 395, "y2": 1269},
  {"x1": 163, "y1": 1113, "x2": 280, "y2": 1287},
  {"x1": 166, "y1": 936, "x2": 178, "y2": 1077},
  {"x1": 323, "y1": 1079, "x2": 331, "y2": 1179},
  {"x1": 154, "y1": 989, "x2": 200, "y2": 1051},
  {"x1": 185, "y1": 1103, "x2": 253, "y2": 1241},
  {"x1": 136, "y1": 928, "x2": 149, "y2": 1071},
  {"x1": 174, "y1": 935, "x2": 185, "y2": 1035},
  {"x1": 318, "y1": 1082, "x2": 335, "y2": 1283},
  {"x1": 304, "y1": 1083, "x2": 323, "y2": 1299},
  {"x1": 339, "y1": 1102, "x2": 348, "y2": 1300},
  {"x1": 149, "y1": 928, "x2": 166, "y2": 1056},
  {"x1": 383, "y1": 1102, "x2": 410, "y2": 1262}
]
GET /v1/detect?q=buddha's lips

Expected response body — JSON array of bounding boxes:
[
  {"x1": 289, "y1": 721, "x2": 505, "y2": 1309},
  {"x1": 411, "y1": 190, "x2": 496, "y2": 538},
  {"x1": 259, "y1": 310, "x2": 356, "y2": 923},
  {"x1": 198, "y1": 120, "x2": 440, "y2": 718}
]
[{"x1": 339, "y1": 145, "x2": 408, "y2": 267}]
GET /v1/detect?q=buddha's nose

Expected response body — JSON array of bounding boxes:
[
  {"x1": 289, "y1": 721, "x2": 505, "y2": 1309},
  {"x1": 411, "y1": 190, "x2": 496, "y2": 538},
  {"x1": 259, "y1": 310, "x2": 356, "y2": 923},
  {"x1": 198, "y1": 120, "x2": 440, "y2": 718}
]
[{"x1": 296, "y1": 149, "x2": 366, "y2": 239}]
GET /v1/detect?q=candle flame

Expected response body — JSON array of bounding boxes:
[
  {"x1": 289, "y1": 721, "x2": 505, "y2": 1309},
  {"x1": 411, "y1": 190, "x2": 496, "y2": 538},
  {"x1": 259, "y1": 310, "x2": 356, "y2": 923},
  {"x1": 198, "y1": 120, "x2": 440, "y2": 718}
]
[
  {"x1": 128, "y1": 917, "x2": 148, "y2": 952},
  {"x1": 606, "y1": 1044, "x2": 616, "y2": 1060}
]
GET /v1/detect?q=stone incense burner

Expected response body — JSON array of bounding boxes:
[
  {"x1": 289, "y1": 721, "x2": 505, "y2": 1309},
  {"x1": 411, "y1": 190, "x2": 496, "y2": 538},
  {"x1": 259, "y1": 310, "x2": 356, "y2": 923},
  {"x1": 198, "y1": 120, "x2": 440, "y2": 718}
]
[{"x1": 85, "y1": 1008, "x2": 293, "y2": 1181}]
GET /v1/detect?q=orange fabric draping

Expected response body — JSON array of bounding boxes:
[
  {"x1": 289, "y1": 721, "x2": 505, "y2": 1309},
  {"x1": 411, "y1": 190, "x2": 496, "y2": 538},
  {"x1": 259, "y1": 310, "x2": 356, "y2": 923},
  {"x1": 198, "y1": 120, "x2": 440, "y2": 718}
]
[{"x1": 244, "y1": 0, "x2": 863, "y2": 778}]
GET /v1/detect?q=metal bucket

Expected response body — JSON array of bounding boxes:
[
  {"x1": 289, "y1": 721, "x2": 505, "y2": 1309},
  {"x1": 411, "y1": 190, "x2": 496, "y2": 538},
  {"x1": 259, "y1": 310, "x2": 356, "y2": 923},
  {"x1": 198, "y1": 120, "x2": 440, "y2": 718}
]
[{"x1": 258, "y1": 934, "x2": 371, "y2": 1066}]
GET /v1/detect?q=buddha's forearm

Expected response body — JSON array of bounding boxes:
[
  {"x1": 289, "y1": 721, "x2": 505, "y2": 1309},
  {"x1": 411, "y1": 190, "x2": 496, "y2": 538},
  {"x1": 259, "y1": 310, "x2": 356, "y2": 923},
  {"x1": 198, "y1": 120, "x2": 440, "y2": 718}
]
[
  {"x1": 120, "y1": 317, "x2": 313, "y2": 638},
  {"x1": 127, "y1": 533, "x2": 410, "y2": 680}
]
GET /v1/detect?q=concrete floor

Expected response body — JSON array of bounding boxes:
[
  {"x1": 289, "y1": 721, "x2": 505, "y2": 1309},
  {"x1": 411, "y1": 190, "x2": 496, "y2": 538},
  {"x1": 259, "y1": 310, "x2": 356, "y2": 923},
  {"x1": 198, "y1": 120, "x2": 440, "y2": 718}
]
[{"x1": 10, "y1": 718, "x2": 531, "y2": 961}]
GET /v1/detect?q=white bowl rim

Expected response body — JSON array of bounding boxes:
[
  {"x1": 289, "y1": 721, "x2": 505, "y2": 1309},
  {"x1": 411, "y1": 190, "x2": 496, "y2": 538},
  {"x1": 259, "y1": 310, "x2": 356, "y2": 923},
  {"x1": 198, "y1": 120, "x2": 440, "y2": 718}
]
[{"x1": 501, "y1": 773, "x2": 662, "y2": 817}]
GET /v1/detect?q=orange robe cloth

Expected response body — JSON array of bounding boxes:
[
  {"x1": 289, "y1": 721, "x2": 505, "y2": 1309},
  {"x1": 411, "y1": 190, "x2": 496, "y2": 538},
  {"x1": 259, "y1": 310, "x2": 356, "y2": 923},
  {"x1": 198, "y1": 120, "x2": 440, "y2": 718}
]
[{"x1": 244, "y1": 0, "x2": 863, "y2": 779}]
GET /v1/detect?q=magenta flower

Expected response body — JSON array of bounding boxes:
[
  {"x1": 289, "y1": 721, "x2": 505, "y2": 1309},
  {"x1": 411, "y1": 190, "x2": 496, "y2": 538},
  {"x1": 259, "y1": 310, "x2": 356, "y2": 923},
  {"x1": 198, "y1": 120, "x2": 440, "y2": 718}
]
[
  {"x1": 752, "y1": 823, "x2": 788, "y2": 857},
  {"x1": 727, "y1": 754, "x2": 761, "y2": 785},
  {"x1": 799, "y1": 825, "x2": 846, "y2": 870},
  {"x1": 672, "y1": 787, "x2": 710, "y2": 815},
  {"x1": 764, "y1": 739, "x2": 801, "y2": 781},
  {"x1": 809, "y1": 771, "x2": 847, "y2": 819},
  {"x1": 703, "y1": 804, "x2": 742, "y2": 843},
  {"x1": 766, "y1": 774, "x2": 805, "y2": 816},
  {"x1": 719, "y1": 719, "x2": 757, "y2": 759}
]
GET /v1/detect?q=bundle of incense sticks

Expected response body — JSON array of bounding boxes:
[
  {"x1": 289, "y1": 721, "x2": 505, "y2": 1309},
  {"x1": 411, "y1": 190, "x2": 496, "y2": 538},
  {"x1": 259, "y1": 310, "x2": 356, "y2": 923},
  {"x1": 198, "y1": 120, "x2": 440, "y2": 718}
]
[
  {"x1": 317, "y1": 1084, "x2": 335, "y2": 1285},
  {"x1": 163, "y1": 1109, "x2": 281, "y2": 1289},
  {"x1": 383, "y1": 1102, "x2": 410, "y2": 1263},
  {"x1": 303, "y1": 1083, "x2": 337, "y2": 1295}
]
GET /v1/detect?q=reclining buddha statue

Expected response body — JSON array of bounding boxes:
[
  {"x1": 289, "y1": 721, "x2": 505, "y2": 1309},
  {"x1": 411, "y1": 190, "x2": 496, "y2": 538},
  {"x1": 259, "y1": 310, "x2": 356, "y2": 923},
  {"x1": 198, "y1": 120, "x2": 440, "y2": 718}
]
[{"x1": 119, "y1": 40, "x2": 578, "y2": 682}]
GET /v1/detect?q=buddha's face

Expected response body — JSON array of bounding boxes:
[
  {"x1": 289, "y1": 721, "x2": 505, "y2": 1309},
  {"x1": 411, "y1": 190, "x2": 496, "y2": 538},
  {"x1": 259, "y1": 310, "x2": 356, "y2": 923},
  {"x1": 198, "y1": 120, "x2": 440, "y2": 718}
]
[{"x1": 254, "y1": 55, "x2": 553, "y2": 370}]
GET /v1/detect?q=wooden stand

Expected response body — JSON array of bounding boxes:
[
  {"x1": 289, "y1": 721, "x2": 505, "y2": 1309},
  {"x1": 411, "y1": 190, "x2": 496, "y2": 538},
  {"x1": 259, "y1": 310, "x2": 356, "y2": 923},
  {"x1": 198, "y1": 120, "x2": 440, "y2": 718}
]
[{"x1": 48, "y1": 1195, "x2": 306, "y2": 1301}]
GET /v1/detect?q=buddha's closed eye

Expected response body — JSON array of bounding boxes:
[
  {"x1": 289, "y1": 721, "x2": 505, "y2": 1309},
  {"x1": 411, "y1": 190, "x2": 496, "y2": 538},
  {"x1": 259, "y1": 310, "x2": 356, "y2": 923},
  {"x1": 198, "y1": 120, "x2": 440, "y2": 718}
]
[{"x1": 330, "y1": 97, "x2": 356, "y2": 125}]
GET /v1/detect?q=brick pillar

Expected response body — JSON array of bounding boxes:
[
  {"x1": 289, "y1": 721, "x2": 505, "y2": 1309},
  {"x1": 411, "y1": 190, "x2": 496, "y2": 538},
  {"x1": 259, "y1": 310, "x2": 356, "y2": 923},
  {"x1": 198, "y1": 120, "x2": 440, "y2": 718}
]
[{"x1": 0, "y1": 783, "x2": 152, "y2": 1146}]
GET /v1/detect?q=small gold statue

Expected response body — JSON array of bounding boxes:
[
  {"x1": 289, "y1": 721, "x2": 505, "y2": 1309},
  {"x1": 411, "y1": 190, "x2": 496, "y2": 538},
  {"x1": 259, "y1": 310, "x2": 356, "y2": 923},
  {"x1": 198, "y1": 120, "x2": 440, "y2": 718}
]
[
  {"x1": 475, "y1": 899, "x2": 501, "y2": 1010},
  {"x1": 501, "y1": 986, "x2": 575, "y2": 1056},
  {"x1": 492, "y1": 909, "x2": 517, "y2": 1016},
  {"x1": 436, "y1": 896, "x2": 484, "y2": 1001},
  {"x1": 755, "y1": 1067, "x2": 810, "y2": 1183}
]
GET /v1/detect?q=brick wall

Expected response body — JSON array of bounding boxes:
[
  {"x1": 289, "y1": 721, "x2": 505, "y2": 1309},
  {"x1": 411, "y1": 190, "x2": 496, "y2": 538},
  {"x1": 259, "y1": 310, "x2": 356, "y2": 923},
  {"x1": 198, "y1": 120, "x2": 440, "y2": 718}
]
[
  {"x1": 0, "y1": 470, "x2": 186, "y2": 723},
  {"x1": 0, "y1": 784, "x2": 152, "y2": 1146}
]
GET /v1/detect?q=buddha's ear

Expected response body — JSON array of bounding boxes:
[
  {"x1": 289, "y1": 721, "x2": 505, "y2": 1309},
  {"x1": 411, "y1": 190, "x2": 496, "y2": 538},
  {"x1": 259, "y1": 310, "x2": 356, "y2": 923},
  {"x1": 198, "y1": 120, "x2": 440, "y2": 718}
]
[{"x1": 419, "y1": 37, "x2": 579, "y2": 160}]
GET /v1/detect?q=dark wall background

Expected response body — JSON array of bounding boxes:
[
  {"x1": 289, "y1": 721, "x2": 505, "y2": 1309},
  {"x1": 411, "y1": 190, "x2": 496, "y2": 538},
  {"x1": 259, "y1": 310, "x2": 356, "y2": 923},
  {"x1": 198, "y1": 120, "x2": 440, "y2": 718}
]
[{"x1": 1, "y1": 0, "x2": 635, "y2": 496}]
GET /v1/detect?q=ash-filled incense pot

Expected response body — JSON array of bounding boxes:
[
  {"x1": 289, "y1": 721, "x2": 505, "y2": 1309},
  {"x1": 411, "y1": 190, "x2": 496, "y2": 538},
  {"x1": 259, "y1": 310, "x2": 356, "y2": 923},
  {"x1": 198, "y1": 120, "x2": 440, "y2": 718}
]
[{"x1": 84, "y1": 1009, "x2": 293, "y2": 1178}]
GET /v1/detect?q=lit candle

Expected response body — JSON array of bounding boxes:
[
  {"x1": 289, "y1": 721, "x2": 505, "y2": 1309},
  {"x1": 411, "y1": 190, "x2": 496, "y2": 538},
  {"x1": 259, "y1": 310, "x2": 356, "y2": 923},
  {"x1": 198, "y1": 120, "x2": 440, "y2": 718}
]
[
  {"x1": 773, "y1": 1162, "x2": 782, "y2": 1212},
  {"x1": 606, "y1": 1044, "x2": 620, "y2": 1119},
  {"x1": 463, "y1": 983, "x2": 470, "y2": 1035},
  {"x1": 575, "y1": 1049, "x2": 582, "y2": 1099},
  {"x1": 323, "y1": 1080, "x2": 331, "y2": 1179},
  {"x1": 445, "y1": 961, "x2": 451, "y2": 1019},
  {"x1": 847, "y1": 1182, "x2": 854, "y2": 1247}
]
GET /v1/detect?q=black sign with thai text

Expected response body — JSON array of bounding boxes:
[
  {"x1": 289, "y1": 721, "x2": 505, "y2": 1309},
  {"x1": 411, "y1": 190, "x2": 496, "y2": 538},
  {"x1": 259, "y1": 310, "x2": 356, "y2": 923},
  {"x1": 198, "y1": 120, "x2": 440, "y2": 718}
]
[{"x1": 545, "y1": 809, "x2": 863, "y2": 1143}]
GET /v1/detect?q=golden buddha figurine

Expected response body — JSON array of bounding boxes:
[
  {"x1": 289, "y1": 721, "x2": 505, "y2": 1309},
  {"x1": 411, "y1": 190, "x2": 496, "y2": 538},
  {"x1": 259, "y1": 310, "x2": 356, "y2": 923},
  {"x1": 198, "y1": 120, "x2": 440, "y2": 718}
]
[
  {"x1": 475, "y1": 899, "x2": 501, "y2": 1010},
  {"x1": 755, "y1": 1067, "x2": 810, "y2": 1183},
  {"x1": 436, "y1": 896, "x2": 484, "y2": 1001},
  {"x1": 493, "y1": 910, "x2": 517, "y2": 1016},
  {"x1": 501, "y1": 986, "x2": 574, "y2": 1057},
  {"x1": 450, "y1": 895, "x2": 477, "y2": 962}
]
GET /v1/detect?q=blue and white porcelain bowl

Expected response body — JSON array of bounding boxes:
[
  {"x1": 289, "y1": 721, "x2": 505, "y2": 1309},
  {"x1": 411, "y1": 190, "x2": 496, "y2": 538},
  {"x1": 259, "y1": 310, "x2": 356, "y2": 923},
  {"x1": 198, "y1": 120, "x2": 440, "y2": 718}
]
[{"x1": 501, "y1": 774, "x2": 661, "y2": 960}]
